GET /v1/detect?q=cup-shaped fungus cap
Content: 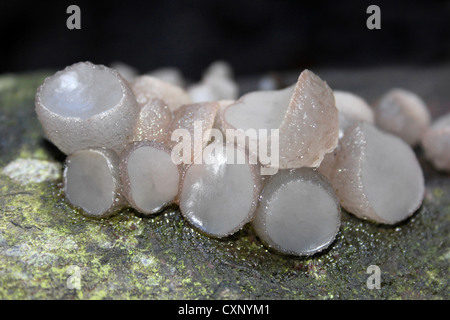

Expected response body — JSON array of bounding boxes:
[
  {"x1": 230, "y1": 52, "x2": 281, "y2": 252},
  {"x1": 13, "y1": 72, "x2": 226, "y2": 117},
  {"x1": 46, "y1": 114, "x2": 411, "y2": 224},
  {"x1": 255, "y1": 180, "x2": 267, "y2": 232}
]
[
  {"x1": 35, "y1": 61, "x2": 139, "y2": 155},
  {"x1": 179, "y1": 143, "x2": 262, "y2": 238},
  {"x1": 330, "y1": 121, "x2": 424, "y2": 224},
  {"x1": 120, "y1": 141, "x2": 180, "y2": 215},
  {"x1": 252, "y1": 168, "x2": 341, "y2": 256},
  {"x1": 421, "y1": 112, "x2": 450, "y2": 171},
  {"x1": 374, "y1": 88, "x2": 431, "y2": 146},
  {"x1": 63, "y1": 148, "x2": 124, "y2": 218},
  {"x1": 223, "y1": 69, "x2": 338, "y2": 169}
]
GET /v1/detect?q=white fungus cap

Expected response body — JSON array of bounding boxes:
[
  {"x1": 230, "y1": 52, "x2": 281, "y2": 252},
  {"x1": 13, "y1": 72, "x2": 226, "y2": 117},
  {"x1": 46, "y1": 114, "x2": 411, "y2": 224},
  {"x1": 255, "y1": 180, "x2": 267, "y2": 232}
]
[
  {"x1": 333, "y1": 90, "x2": 374, "y2": 124},
  {"x1": 252, "y1": 168, "x2": 341, "y2": 256},
  {"x1": 330, "y1": 121, "x2": 424, "y2": 224},
  {"x1": 120, "y1": 141, "x2": 180, "y2": 215},
  {"x1": 421, "y1": 112, "x2": 450, "y2": 171},
  {"x1": 203, "y1": 60, "x2": 234, "y2": 79},
  {"x1": 63, "y1": 148, "x2": 124, "y2": 218},
  {"x1": 188, "y1": 61, "x2": 239, "y2": 103},
  {"x1": 319, "y1": 91, "x2": 374, "y2": 179},
  {"x1": 374, "y1": 88, "x2": 431, "y2": 146},
  {"x1": 147, "y1": 67, "x2": 186, "y2": 88},
  {"x1": 179, "y1": 143, "x2": 262, "y2": 238},
  {"x1": 35, "y1": 61, "x2": 139, "y2": 155},
  {"x1": 131, "y1": 75, "x2": 191, "y2": 112},
  {"x1": 333, "y1": 90, "x2": 374, "y2": 139}
]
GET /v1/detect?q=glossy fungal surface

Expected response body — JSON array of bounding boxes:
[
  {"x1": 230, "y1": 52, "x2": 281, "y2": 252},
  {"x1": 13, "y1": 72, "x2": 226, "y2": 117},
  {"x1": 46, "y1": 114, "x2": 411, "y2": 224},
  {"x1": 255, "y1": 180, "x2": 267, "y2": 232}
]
[
  {"x1": 374, "y1": 88, "x2": 431, "y2": 146},
  {"x1": 120, "y1": 141, "x2": 180, "y2": 215},
  {"x1": 333, "y1": 90, "x2": 374, "y2": 124},
  {"x1": 329, "y1": 122, "x2": 424, "y2": 224},
  {"x1": 132, "y1": 98, "x2": 172, "y2": 143},
  {"x1": 252, "y1": 168, "x2": 341, "y2": 256},
  {"x1": 223, "y1": 70, "x2": 338, "y2": 169},
  {"x1": 35, "y1": 62, "x2": 429, "y2": 257},
  {"x1": 278, "y1": 70, "x2": 338, "y2": 168},
  {"x1": 421, "y1": 112, "x2": 450, "y2": 171},
  {"x1": 179, "y1": 144, "x2": 262, "y2": 238},
  {"x1": 333, "y1": 90, "x2": 374, "y2": 138},
  {"x1": 63, "y1": 148, "x2": 123, "y2": 218},
  {"x1": 168, "y1": 102, "x2": 219, "y2": 163},
  {"x1": 35, "y1": 61, "x2": 139, "y2": 154}
]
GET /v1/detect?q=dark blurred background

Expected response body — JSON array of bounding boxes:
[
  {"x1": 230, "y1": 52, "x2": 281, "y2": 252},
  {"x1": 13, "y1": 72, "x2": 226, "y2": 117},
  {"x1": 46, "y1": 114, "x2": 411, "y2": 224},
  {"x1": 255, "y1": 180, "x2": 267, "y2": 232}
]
[{"x1": 1, "y1": 0, "x2": 449, "y2": 79}]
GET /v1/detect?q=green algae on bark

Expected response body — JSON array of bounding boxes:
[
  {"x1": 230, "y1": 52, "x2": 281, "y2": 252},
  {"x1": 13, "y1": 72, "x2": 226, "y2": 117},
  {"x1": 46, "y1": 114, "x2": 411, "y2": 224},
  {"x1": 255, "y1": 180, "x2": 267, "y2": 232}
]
[{"x1": 0, "y1": 70, "x2": 449, "y2": 300}]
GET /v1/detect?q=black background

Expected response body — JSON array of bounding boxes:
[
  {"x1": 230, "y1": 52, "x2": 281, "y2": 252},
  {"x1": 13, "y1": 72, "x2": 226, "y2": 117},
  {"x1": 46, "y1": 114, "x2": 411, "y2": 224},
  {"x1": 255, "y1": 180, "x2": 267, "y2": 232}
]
[{"x1": 1, "y1": 0, "x2": 449, "y2": 79}]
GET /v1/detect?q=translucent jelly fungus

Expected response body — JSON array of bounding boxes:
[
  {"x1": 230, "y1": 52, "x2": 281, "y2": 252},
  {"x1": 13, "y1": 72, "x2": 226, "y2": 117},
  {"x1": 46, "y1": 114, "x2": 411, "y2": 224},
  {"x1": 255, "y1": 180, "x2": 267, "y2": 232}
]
[
  {"x1": 188, "y1": 61, "x2": 239, "y2": 103},
  {"x1": 131, "y1": 75, "x2": 191, "y2": 112},
  {"x1": 63, "y1": 148, "x2": 124, "y2": 217},
  {"x1": 179, "y1": 144, "x2": 262, "y2": 238},
  {"x1": 213, "y1": 100, "x2": 235, "y2": 129},
  {"x1": 35, "y1": 61, "x2": 429, "y2": 256},
  {"x1": 328, "y1": 122, "x2": 424, "y2": 224},
  {"x1": 148, "y1": 67, "x2": 185, "y2": 88},
  {"x1": 223, "y1": 70, "x2": 338, "y2": 169},
  {"x1": 168, "y1": 102, "x2": 219, "y2": 163},
  {"x1": 333, "y1": 90, "x2": 374, "y2": 124},
  {"x1": 132, "y1": 98, "x2": 172, "y2": 143},
  {"x1": 36, "y1": 61, "x2": 139, "y2": 155},
  {"x1": 333, "y1": 90, "x2": 374, "y2": 138},
  {"x1": 120, "y1": 141, "x2": 180, "y2": 215},
  {"x1": 319, "y1": 91, "x2": 374, "y2": 178},
  {"x1": 110, "y1": 61, "x2": 138, "y2": 82},
  {"x1": 374, "y1": 88, "x2": 431, "y2": 146},
  {"x1": 421, "y1": 112, "x2": 450, "y2": 171},
  {"x1": 252, "y1": 168, "x2": 341, "y2": 256}
]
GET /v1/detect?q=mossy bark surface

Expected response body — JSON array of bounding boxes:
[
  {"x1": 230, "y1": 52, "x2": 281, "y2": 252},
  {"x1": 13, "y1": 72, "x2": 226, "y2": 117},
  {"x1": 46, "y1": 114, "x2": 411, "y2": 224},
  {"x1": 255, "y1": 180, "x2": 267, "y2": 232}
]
[{"x1": 0, "y1": 69, "x2": 448, "y2": 300}]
